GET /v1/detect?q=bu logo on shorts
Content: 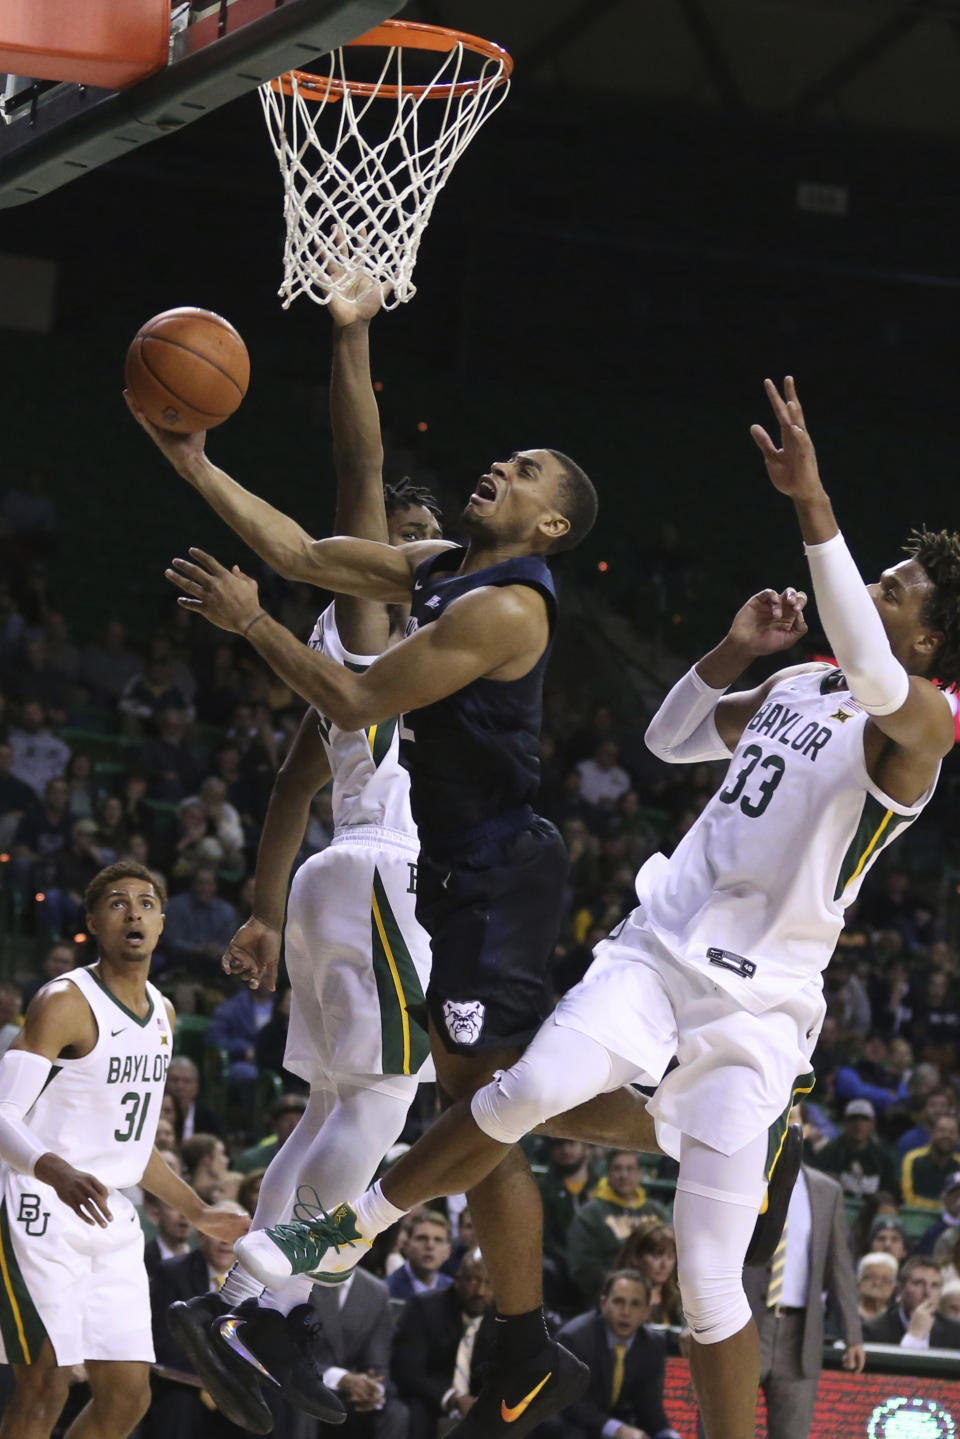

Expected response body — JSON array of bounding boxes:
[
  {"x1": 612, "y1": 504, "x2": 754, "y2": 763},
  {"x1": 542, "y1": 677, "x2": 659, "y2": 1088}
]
[
  {"x1": 17, "y1": 1194, "x2": 49, "y2": 1236},
  {"x1": 442, "y1": 999, "x2": 485, "y2": 1046}
]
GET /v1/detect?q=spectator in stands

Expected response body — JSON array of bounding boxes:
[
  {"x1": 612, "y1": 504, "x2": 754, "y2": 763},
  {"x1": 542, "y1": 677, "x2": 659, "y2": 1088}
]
[
  {"x1": 147, "y1": 1202, "x2": 256, "y2": 1439},
  {"x1": 170, "y1": 799, "x2": 224, "y2": 882},
  {"x1": 119, "y1": 653, "x2": 193, "y2": 732},
  {"x1": 310, "y1": 1266, "x2": 408, "y2": 1439},
  {"x1": 939, "y1": 1280, "x2": 960, "y2": 1323},
  {"x1": 537, "y1": 1138, "x2": 602, "y2": 1312},
  {"x1": 391, "y1": 1247, "x2": 496, "y2": 1439},
  {"x1": 0, "y1": 737, "x2": 37, "y2": 847},
  {"x1": 180, "y1": 1133, "x2": 230, "y2": 1205},
  {"x1": 555, "y1": 1269, "x2": 679, "y2": 1439},
  {"x1": 62, "y1": 751, "x2": 105, "y2": 822},
  {"x1": 823, "y1": 954, "x2": 872, "y2": 1040},
  {"x1": 95, "y1": 794, "x2": 129, "y2": 861},
  {"x1": 190, "y1": 775, "x2": 245, "y2": 872},
  {"x1": 118, "y1": 770, "x2": 157, "y2": 841},
  {"x1": 859, "y1": 868, "x2": 930, "y2": 952},
  {"x1": 866, "y1": 1216, "x2": 910, "y2": 1265},
  {"x1": 0, "y1": 979, "x2": 22, "y2": 1057},
  {"x1": 79, "y1": 618, "x2": 141, "y2": 705},
  {"x1": 166, "y1": 1055, "x2": 223, "y2": 1140},
  {"x1": 575, "y1": 739, "x2": 632, "y2": 809},
  {"x1": 910, "y1": 970, "x2": 960, "y2": 1058},
  {"x1": 162, "y1": 866, "x2": 238, "y2": 976},
  {"x1": 8, "y1": 700, "x2": 70, "y2": 796},
  {"x1": 11, "y1": 774, "x2": 72, "y2": 898},
  {"x1": 567, "y1": 1151, "x2": 668, "y2": 1304},
  {"x1": 386, "y1": 1209, "x2": 453, "y2": 1301},
  {"x1": 897, "y1": 1086, "x2": 957, "y2": 1164},
  {"x1": 20, "y1": 938, "x2": 76, "y2": 1009},
  {"x1": 862, "y1": 1255, "x2": 960, "y2": 1348},
  {"x1": 143, "y1": 1187, "x2": 194, "y2": 1279},
  {"x1": 225, "y1": 700, "x2": 277, "y2": 811},
  {"x1": 616, "y1": 1217, "x2": 684, "y2": 1327},
  {"x1": 744, "y1": 1160, "x2": 863, "y2": 1435},
  {"x1": 835, "y1": 1032, "x2": 907, "y2": 1114},
  {"x1": 236, "y1": 1170, "x2": 265, "y2": 1218},
  {"x1": 441, "y1": 1206, "x2": 476, "y2": 1279},
  {"x1": 212, "y1": 741, "x2": 259, "y2": 829},
  {"x1": 234, "y1": 1092, "x2": 307, "y2": 1174},
  {"x1": 917, "y1": 1172, "x2": 960, "y2": 1255},
  {"x1": 43, "y1": 816, "x2": 111, "y2": 936},
  {"x1": 207, "y1": 983, "x2": 276, "y2": 1092},
  {"x1": 139, "y1": 705, "x2": 205, "y2": 803},
  {"x1": 252, "y1": 986, "x2": 303, "y2": 1091},
  {"x1": 936, "y1": 1224, "x2": 960, "y2": 1283},
  {"x1": 196, "y1": 643, "x2": 244, "y2": 726},
  {"x1": 811, "y1": 1098, "x2": 898, "y2": 1199},
  {"x1": 5, "y1": 635, "x2": 73, "y2": 719},
  {"x1": 902, "y1": 1115, "x2": 960, "y2": 1210},
  {"x1": 856, "y1": 1252, "x2": 899, "y2": 1323}
]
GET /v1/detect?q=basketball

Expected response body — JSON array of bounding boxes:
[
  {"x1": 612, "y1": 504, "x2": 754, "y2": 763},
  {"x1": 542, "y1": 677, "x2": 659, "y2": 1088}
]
[{"x1": 125, "y1": 307, "x2": 250, "y2": 433}]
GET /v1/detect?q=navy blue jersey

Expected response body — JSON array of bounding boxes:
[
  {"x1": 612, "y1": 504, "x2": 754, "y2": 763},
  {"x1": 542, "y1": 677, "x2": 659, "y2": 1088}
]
[{"x1": 400, "y1": 548, "x2": 557, "y2": 855}]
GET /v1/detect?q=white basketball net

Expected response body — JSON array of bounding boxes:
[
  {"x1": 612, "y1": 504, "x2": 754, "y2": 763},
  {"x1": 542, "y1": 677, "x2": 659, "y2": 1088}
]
[{"x1": 259, "y1": 38, "x2": 511, "y2": 310}]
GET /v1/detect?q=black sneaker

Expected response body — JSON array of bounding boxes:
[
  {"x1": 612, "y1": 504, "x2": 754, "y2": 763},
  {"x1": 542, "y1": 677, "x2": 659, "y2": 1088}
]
[
  {"x1": 166, "y1": 1293, "x2": 274, "y2": 1435},
  {"x1": 214, "y1": 1301, "x2": 346, "y2": 1424},
  {"x1": 453, "y1": 1339, "x2": 589, "y2": 1439},
  {"x1": 745, "y1": 1122, "x2": 802, "y2": 1267}
]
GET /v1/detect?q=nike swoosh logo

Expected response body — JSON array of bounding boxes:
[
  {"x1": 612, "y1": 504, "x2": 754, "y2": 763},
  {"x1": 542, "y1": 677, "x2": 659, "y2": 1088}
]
[
  {"x1": 111, "y1": 1028, "x2": 126, "y2": 1036},
  {"x1": 501, "y1": 1373, "x2": 552, "y2": 1423},
  {"x1": 414, "y1": 581, "x2": 423, "y2": 590},
  {"x1": 217, "y1": 1318, "x2": 280, "y2": 1386}
]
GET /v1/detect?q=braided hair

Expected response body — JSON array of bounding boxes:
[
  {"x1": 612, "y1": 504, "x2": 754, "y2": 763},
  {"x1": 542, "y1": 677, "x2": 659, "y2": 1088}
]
[
  {"x1": 383, "y1": 477, "x2": 442, "y2": 522},
  {"x1": 904, "y1": 527, "x2": 960, "y2": 689}
]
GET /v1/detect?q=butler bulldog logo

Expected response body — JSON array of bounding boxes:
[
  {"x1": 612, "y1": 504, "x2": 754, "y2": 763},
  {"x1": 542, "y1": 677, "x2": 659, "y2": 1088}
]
[{"x1": 442, "y1": 999, "x2": 485, "y2": 1046}]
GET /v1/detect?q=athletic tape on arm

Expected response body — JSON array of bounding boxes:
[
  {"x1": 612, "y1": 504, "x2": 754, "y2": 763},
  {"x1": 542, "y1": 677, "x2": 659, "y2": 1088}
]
[
  {"x1": 0, "y1": 1050, "x2": 54, "y2": 1175},
  {"x1": 804, "y1": 533, "x2": 910, "y2": 716},
  {"x1": 645, "y1": 666, "x2": 732, "y2": 763}
]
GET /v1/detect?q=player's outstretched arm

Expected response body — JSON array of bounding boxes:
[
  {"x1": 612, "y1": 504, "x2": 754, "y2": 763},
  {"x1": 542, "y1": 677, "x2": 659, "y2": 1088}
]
[
  {"x1": 140, "y1": 1147, "x2": 250, "y2": 1243},
  {"x1": 127, "y1": 390, "x2": 436, "y2": 600},
  {"x1": 752, "y1": 376, "x2": 954, "y2": 761},
  {"x1": 166, "y1": 551, "x2": 549, "y2": 730},
  {"x1": 222, "y1": 711, "x2": 331, "y2": 992},
  {"x1": 646, "y1": 587, "x2": 811, "y2": 761},
  {"x1": 0, "y1": 985, "x2": 113, "y2": 1225}
]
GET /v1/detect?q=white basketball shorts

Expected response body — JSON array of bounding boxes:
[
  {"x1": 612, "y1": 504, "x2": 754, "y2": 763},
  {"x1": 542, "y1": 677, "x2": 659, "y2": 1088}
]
[
  {"x1": 553, "y1": 922, "x2": 824, "y2": 1160},
  {"x1": 0, "y1": 1170, "x2": 153, "y2": 1366},
  {"x1": 283, "y1": 828, "x2": 435, "y2": 1095}
]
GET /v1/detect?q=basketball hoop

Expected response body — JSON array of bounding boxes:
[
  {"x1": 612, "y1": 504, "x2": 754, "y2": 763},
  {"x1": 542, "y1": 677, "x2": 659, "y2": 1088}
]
[{"x1": 259, "y1": 19, "x2": 513, "y2": 310}]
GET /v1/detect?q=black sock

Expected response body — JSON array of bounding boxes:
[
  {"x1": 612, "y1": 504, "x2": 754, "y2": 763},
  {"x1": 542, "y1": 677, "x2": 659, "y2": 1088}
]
[{"x1": 493, "y1": 1307, "x2": 550, "y2": 1365}]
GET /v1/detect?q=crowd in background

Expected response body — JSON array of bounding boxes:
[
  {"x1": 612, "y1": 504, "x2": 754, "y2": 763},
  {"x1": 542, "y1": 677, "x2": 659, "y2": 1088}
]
[{"x1": 2, "y1": 475, "x2": 960, "y2": 1437}]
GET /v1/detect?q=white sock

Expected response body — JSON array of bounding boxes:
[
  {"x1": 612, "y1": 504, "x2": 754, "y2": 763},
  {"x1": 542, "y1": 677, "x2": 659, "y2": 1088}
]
[
  {"x1": 220, "y1": 1261, "x2": 265, "y2": 1308},
  {"x1": 259, "y1": 1274, "x2": 317, "y2": 1316},
  {"x1": 353, "y1": 1179, "x2": 408, "y2": 1238}
]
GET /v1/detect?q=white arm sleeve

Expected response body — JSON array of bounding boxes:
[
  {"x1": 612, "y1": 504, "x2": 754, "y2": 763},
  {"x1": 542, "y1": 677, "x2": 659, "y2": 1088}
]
[
  {"x1": 0, "y1": 1050, "x2": 54, "y2": 1175},
  {"x1": 804, "y1": 532, "x2": 910, "y2": 716},
  {"x1": 645, "y1": 666, "x2": 732, "y2": 763}
]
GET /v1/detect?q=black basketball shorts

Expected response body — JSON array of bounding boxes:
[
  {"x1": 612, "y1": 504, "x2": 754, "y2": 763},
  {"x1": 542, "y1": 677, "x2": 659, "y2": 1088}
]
[{"x1": 416, "y1": 815, "x2": 569, "y2": 1056}]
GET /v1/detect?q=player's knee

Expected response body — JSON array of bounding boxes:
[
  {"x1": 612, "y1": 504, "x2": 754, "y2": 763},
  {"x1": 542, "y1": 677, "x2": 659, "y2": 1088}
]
[
  {"x1": 470, "y1": 1059, "x2": 556, "y2": 1145},
  {"x1": 89, "y1": 1374, "x2": 151, "y2": 1429},
  {"x1": 676, "y1": 1245, "x2": 752, "y2": 1345},
  {"x1": 13, "y1": 1362, "x2": 69, "y2": 1416}
]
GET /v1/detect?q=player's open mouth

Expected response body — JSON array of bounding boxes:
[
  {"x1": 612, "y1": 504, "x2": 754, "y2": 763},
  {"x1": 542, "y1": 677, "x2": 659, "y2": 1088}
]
[
  {"x1": 125, "y1": 929, "x2": 144, "y2": 945},
  {"x1": 470, "y1": 476, "x2": 498, "y2": 504}
]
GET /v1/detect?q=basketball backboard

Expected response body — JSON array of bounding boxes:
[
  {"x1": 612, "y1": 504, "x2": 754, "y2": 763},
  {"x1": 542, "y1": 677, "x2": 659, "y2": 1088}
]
[{"x1": 0, "y1": 0, "x2": 401, "y2": 209}]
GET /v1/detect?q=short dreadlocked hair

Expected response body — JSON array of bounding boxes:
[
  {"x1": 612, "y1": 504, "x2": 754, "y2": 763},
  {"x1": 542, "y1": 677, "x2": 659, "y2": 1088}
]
[
  {"x1": 904, "y1": 527, "x2": 960, "y2": 690},
  {"x1": 383, "y1": 478, "x2": 442, "y2": 523}
]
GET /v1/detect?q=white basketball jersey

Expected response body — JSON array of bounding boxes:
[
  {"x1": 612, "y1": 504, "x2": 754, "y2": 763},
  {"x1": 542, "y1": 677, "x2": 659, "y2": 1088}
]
[
  {"x1": 23, "y1": 966, "x2": 172, "y2": 1189},
  {"x1": 306, "y1": 604, "x2": 416, "y2": 837},
  {"x1": 634, "y1": 667, "x2": 940, "y2": 1012}
]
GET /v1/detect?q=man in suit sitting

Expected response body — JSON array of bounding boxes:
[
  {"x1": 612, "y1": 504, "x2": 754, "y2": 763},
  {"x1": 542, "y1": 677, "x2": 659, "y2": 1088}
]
[
  {"x1": 863, "y1": 1255, "x2": 960, "y2": 1349},
  {"x1": 391, "y1": 1248, "x2": 496, "y2": 1439},
  {"x1": 742, "y1": 1160, "x2": 864, "y2": 1439},
  {"x1": 555, "y1": 1269, "x2": 680, "y2": 1439},
  {"x1": 309, "y1": 1265, "x2": 407, "y2": 1439},
  {"x1": 386, "y1": 1209, "x2": 453, "y2": 1302}
]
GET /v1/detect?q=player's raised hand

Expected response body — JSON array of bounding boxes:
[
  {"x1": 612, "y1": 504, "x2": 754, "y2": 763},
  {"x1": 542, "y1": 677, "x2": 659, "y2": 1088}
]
[
  {"x1": 165, "y1": 549, "x2": 262, "y2": 634},
  {"x1": 124, "y1": 390, "x2": 207, "y2": 472},
  {"x1": 194, "y1": 1204, "x2": 251, "y2": 1245},
  {"x1": 750, "y1": 377, "x2": 825, "y2": 502},
  {"x1": 728, "y1": 587, "x2": 808, "y2": 656},
  {"x1": 222, "y1": 916, "x2": 282, "y2": 992},
  {"x1": 34, "y1": 1153, "x2": 113, "y2": 1227},
  {"x1": 324, "y1": 231, "x2": 388, "y2": 327}
]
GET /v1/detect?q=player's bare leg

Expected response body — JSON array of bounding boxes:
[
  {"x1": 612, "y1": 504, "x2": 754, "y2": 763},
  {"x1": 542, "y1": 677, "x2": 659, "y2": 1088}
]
[
  {"x1": 535, "y1": 1085, "x2": 660, "y2": 1151},
  {"x1": 0, "y1": 1342, "x2": 70, "y2": 1439},
  {"x1": 429, "y1": 1034, "x2": 544, "y2": 1318},
  {"x1": 689, "y1": 1322, "x2": 760, "y2": 1439},
  {"x1": 63, "y1": 1360, "x2": 151, "y2": 1439}
]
